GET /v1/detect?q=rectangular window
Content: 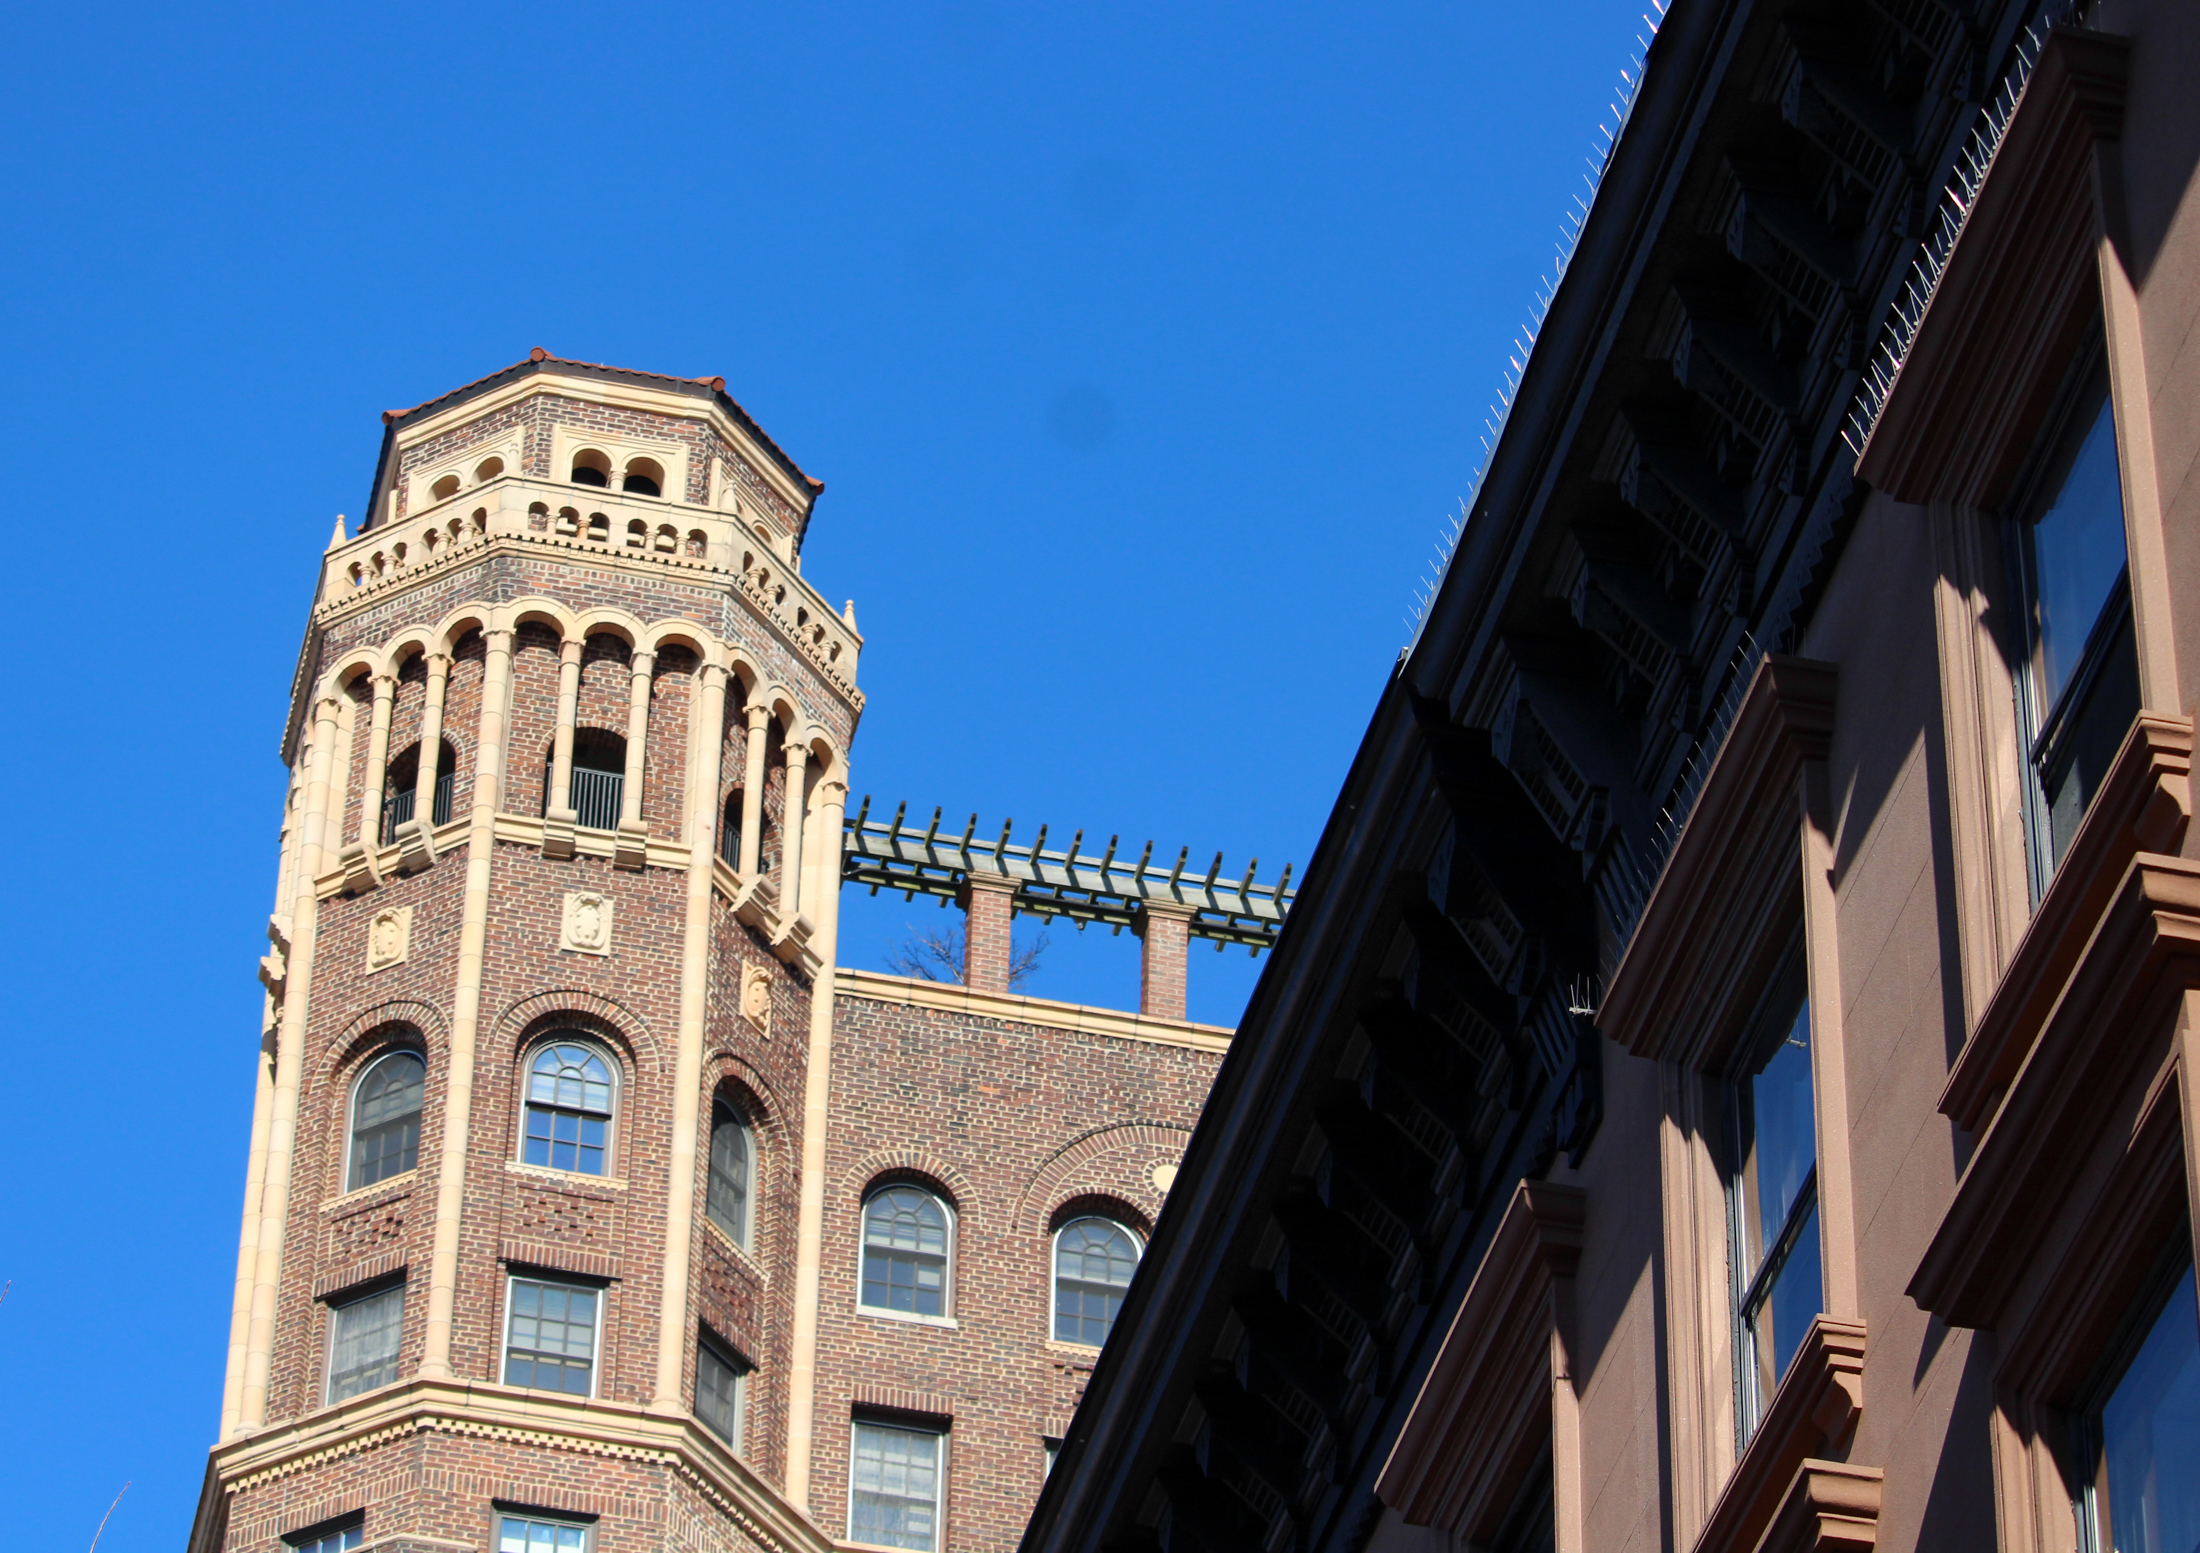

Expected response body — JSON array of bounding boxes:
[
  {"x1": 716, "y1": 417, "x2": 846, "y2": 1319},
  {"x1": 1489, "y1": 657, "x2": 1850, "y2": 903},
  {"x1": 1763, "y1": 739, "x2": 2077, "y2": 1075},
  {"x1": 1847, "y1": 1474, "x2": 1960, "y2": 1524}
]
[
  {"x1": 288, "y1": 1518, "x2": 364, "y2": 1553},
  {"x1": 1727, "y1": 985, "x2": 1822, "y2": 1442},
  {"x1": 497, "y1": 1514, "x2": 591, "y2": 1553},
  {"x1": 326, "y1": 1282, "x2": 405, "y2": 1403},
  {"x1": 503, "y1": 1277, "x2": 600, "y2": 1397},
  {"x1": 695, "y1": 1335, "x2": 747, "y2": 1451},
  {"x1": 2082, "y1": 1260, "x2": 2200, "y2": 1553},
  {"x1": 849, "y1": 1420, "x2": 945, "y2": 1551},
  {"x1": 2009, "y1": 345, "x2": 2140, "y2": 893}
]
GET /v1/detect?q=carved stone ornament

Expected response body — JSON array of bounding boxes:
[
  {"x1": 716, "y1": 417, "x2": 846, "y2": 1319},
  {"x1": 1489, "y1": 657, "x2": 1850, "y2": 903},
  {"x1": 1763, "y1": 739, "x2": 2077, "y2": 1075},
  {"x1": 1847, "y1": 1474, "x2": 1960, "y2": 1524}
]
[
  {"x1": 561, "y1": 891, "x2": 614, "y2": 956},
  {"x1": 365, "y1": 905, "x2": 413, "y2": 974},
  {"x1": 741, "y1": 964, "x2": 773, "y2": 1038},
  {"x1": 1150, "y1": 1162, "x2": 1180, "y2": 1193}
]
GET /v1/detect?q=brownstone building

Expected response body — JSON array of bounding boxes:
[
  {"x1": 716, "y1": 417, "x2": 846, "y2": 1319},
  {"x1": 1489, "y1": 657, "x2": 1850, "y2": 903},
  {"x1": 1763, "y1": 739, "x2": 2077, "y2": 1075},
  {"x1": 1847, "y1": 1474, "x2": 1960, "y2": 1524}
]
[
  {"x1": 189, "y1": 352, "x2": 1283, "y2": 1553},
  {"x1": 1025, "y1": 3, "x2": 2200, "y2": 1553}
]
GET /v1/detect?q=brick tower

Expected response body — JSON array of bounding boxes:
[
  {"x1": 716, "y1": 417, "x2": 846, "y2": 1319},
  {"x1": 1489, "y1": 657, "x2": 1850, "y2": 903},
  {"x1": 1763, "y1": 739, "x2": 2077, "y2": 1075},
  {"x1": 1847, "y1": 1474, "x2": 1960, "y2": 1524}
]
[{"x1": 194, "y1": 354, "x2": 1272, "y2": 1553}]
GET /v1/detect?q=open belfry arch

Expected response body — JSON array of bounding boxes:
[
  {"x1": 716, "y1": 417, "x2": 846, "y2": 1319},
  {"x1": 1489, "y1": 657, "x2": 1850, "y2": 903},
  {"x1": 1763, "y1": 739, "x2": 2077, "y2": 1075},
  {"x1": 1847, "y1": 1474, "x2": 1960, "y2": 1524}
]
[
  {"x1": 842, "y1": 798, "x2": 1297, "y2": 1019},
  {"x1": 198, "y1": 353, "x2": 1255, "y2": 1553}
]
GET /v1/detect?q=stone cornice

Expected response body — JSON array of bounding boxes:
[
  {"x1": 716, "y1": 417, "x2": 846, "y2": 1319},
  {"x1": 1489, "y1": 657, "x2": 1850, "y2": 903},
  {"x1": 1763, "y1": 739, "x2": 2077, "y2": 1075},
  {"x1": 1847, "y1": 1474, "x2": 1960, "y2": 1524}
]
[
  {"x1": 1375, "y1": 1181, "x2": 1585, "y2": 1537},
  {"x1": 1856, "y1": 28, "x2": 2131, "y2": 507},
  {"x1": 1690, "y1": 1317, "x2": 1868, "y2": 1553},
  {"x1": 834, "y1": 968, "x2": 1232, "y2": 1054},
  {"x1": 1912, "y1": 853, "x2": 2200, "y2": 1327},
  {"x1": 1600, "y1": 657, "x2": 1837, "y2": 1067},
  {"x1": 1940, "y1": 713, "x2": 2192, "y2": 1133},
  {"x1": 202, "y1": 1379, "x2": 837, "y2": 1553},
  {"x1": 1757, "y1": 1460, "x2": 1884, "y2": 1553}
]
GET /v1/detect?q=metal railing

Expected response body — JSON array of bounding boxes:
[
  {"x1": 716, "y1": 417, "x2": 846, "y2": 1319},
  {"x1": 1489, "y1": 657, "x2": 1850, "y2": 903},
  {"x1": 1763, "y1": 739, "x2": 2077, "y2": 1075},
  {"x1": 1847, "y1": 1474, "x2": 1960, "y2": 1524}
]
[
  {"x1": 570, "y1": 768, "x2": 624, "y2": 832},
  {"x1": 381, "y1": 772, "x2": 456, "y2": 845}
]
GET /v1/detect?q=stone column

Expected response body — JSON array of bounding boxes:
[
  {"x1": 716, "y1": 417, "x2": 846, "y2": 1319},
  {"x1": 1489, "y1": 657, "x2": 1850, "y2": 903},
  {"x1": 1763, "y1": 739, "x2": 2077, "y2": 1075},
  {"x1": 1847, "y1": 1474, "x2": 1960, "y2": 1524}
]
[
  {"x1": 416, "y1": 652, "x2": 452, "y2": 820},
  {"x1": 421, "y1": 625, "x2": 515, "y2": 1379},
  {"x1": 239, "y1": 690, "x2": 341, "y2": 1431},
  {"x1": 784, "y1": 772, "x2": 848, "y2": 1510},
  {"x1": 737, "y1": 703, "x2": 771, "y2": 879},
  {"x1": 962, "y1": 874, "x2": 1019, "y2": 992},
  {"x1": 356, "y1": 672, "x2": 396, "y2": 854},
  {"x1": 616, "y1": 650, "x2": 655, "y2": 870},
  {"x1": 1135, "y1": 902, "x2": 1195, "y2": 1020},
  {"x1": 652, "y1": 662, "x2": 728, "y2": 1409},
  {"x1": 543, "y1": 635, "x2": 583, "y2": 857},
  {"x1": 779, "y1": 741, "x2": 810, "y2": 920}
]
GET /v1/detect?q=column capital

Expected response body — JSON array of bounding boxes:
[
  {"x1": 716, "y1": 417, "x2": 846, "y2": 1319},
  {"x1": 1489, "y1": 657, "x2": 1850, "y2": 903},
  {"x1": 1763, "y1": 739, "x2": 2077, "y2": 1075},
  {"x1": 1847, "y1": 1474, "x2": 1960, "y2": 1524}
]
[
  {"x1": 558, "y1": 636, "x2": 585, "y2": 664},
  {"x1": 784, "y1": 739, "x2": 811, "y2": 771},
  {"x1": 815, "y1": 778, "x2": 849, "y2": 806},
  {"x1": 632, "y1": 649, "x2": 659, "y2": 677},
  {"x1": 370, "y1": 670, "x2": 397, "y2": 692},
  {"x1": 483, "y1": 626, "x2": 516, "y2": 652},
  {"x1": 1135, "y1": 898, "x2": 1198, "y2": 929},
  {"x1": 423, "y1": 651, "x2": 453, "y2": 676},
  {"x1": 745, "y1": 702, "x2": 774, "y2": 731},
  {"x1": 697, "y1": 661, "x2": 728, "y2": 687}
]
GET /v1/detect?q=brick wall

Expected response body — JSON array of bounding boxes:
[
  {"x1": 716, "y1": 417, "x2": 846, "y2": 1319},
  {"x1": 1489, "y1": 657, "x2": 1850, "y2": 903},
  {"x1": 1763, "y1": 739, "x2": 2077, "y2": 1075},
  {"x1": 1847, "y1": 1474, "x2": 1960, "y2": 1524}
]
[{"x1": 808, "y1": 991, "x2": 1222, "y2": 1552}]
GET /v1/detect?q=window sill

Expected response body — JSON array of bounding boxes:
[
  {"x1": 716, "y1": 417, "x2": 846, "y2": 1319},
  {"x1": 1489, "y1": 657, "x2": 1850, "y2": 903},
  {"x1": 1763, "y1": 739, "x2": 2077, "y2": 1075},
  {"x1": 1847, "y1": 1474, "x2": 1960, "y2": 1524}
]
[
  {"x1": 321, "y1": 1171, "x2": 418, "y2": 1218},
  {"x1": 702, "y1": 1217, "x2": 767, "y2": 1280},
  {"x1": 857, "y1": 1306, "x2": 960, "y2": 1331},
  {"x1": 1044, "y1": 1339, "x2": 1104, "y2": 1357},
  {"x1": 505, "y1": 1160, "x2": 626, "y2": 1196}
]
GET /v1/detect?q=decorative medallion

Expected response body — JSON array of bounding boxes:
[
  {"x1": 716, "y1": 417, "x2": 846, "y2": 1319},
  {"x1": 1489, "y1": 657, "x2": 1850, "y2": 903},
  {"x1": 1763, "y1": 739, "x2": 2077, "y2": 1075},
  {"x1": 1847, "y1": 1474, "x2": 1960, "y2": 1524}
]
[
  {"x1": 365, "y1": 905, "x2": 412, "y2": 974},
  {"x1": 1150, "y1": 1162, "x2": 1179, "y2": 1193},
  {"x1": 741, "y1": 964, "x2": 773, "y2": 1039},
  {"x1": 561, "y1": 891, "x2": 614, "y2": 956}
]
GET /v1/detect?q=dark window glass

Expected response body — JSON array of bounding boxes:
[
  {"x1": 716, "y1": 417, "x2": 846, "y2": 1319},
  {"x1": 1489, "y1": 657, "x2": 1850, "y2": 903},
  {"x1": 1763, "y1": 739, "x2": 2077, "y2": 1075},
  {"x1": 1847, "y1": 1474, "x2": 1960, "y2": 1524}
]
[
  {"x1": 523, "y1": 1043, "x2": 613, "y2": 1176},
  {"x1": 1052, "y1": 1218, "x2": 1140, "y2": 1346},
  {"x1": 327, "y1": 1283, "x2": 404, "y2": 1402},
  {"x1": 849, "y1": 1421, "x2": 942, "y2": 1551},
  {"x1": 707, "y1": 1103, "x2": 751, "y2": 1247},
  {"x1": 622, "y1": 474, "x2": 661, "y2": 497},
  {"x1": 503, "y1": 1278, "x2": 598, "y2": 1395},
  {"x1": 570, "y1": 465, "x2": 608, "y2": 488},
  {"x1": 350, "y1": 1052, "x2": 425, "y2": 1189},
  {"x1": 1730, "y1": 994, "x2": 1821, "y2": 1439},
  {"x1": 2090, "y1": 1264, "x2": 2200, "y2": 1553},
  {"x1": 696, "y1": 1337, "x2": 746, "y2": 1449},
  {"x1": 2013, "y1": 363, "x2": 2140, "y2": 884},
  {"x1": 861, "y1": 1187, "x2": 950, "y2": 1317}
]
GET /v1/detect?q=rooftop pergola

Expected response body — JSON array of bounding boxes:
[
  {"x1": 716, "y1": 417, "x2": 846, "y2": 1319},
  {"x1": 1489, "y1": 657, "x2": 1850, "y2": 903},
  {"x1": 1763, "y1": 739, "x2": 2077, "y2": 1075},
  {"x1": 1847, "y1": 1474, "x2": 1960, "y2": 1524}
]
[{"x1": 841, "y1": 798, "x2": 1296, "y2": 953}]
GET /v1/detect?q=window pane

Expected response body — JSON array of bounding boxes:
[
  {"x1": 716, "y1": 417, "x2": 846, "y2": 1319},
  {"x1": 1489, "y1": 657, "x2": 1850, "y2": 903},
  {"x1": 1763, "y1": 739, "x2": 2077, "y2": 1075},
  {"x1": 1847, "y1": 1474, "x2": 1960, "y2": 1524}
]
[
  {"x1": 1054, "y1": 1219, "x2": 1140, "y2": 1347},
  {"x1": 1748, "y1": 1198, "x2": 1823, "y2": 1403},
  {"x1": 351, "y1": 1053, "x2": 424, "y2": 1189},
  {"x1": 328, "y1": 1283, "x2": 405, "y2": 1402},
  {"x1": 2032, "y1": 391, "x2": 2127, "y2": 713},
  {"x1": 1739, "y1": 1001, "x2": 1815, "y2": 1279},
  {"x1": 696, "y1": 1341, "x2": 744, "y2": 1450},
  {"x1": 504, "y1": 1280, "x2": 597, "y2": 1395},
  {"x1": 862, "y1": 1189, "x2": 949, "y2": 1317},
  {"x1": 708, "y1": 1107, "x2": 750, "y2": 1246},
  {"x1": 850, "y1": 1422, "x2": 941, "y2": 1551},
  {"x1": 2098, "y1": 1265, "x2": 2200, "y2": 1553},
  {"x1": 498, "y1": 1517, "x2": 588, "y2": 1553}
]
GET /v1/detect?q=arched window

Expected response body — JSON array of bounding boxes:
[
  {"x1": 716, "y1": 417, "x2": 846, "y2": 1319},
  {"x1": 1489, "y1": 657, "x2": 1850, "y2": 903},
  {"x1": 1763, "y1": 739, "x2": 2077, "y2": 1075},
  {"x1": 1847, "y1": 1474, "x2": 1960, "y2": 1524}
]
[
  {"x1": 430, "y1": 473, "x2": 460, "y2": 502},
  {"x1": 1052, "y1": 1217, "x2": 1140, "y2": 1347},
  {"x1": 707, "y1": 1100, "x2": 752, "y2": 1248},
  {"x1": 349, "y1": 1050, "x2": 425, "y2": 1189},
  {"x1": 570, "y1": 450, "x2": 611, "y2": 488},
  {"x1": 473, "y1": 455, "x2": 504, "y2": 483},
  {"x1": 523, "y1": 1041, "x2": 615, "y2": 1176},
  {"x1": 860, "y1": 1185, "x2": 951, "y2": 1318},
  {"x1": 623, "y1": 457, "x2": 664, "y2": 497}
]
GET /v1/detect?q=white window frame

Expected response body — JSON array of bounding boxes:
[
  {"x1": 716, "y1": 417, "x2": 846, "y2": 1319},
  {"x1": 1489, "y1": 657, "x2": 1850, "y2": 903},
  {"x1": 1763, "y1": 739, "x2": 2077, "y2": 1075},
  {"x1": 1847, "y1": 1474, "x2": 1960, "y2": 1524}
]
[
  {"x1": 706, "y1": 1099, "x2": 754, "y2": 1252},
  {"x1": 518, "y1": 1036, "x2": 620, "y2": 1179},
  {"x1": 324, "y1": 1278, "x2": 407, "y2": 1405},
  {"x1": 494, "y1": 1509, "x2": 596, "y2": 1553},
  {"x1": 1049, "y1": 1216, "x2": 1145, "y2": 1349},
  {"x1": 856, "y1": 1185, "x2": 958, "y2": 1327},
  {"x1": 846, "y1": 1417, "x2": 948, "y2": 1553},
  {"x1": 499, "y1": 1273, "x2": 606, "y2": 1400},
  {"x1": 344, "y1": 1048, "x2": 426, "y2": 1191}
]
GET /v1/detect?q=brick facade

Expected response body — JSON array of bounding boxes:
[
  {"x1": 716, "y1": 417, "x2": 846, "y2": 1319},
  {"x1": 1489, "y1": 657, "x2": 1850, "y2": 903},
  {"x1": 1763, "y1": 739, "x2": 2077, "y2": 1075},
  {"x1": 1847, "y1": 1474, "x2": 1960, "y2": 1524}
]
[{"x1": 198, "y1": 358, "x2": 1227, "y2": 1553}]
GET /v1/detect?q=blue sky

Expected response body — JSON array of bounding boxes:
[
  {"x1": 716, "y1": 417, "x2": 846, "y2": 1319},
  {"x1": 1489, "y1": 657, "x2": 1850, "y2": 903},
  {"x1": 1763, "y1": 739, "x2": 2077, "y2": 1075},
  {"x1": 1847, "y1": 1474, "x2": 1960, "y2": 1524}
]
[{"x1": 0, "y1": 2, "x2": 1653, "y2": 1545}]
